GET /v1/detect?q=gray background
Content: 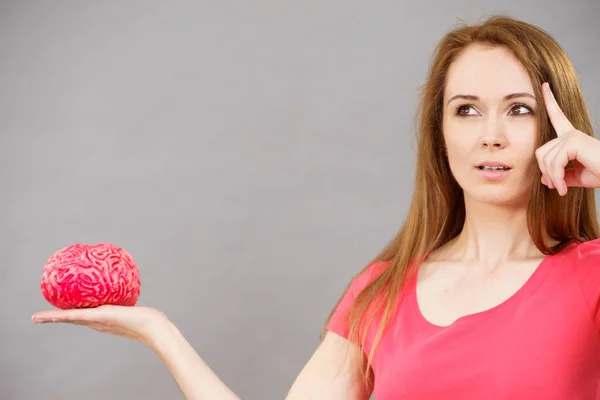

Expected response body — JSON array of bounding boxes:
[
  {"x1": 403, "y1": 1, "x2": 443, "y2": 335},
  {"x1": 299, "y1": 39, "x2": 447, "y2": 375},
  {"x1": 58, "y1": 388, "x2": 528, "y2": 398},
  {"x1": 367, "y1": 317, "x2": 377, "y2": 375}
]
[{"x1": 1, "y1": 1, "x2": 599, "y2": 399}]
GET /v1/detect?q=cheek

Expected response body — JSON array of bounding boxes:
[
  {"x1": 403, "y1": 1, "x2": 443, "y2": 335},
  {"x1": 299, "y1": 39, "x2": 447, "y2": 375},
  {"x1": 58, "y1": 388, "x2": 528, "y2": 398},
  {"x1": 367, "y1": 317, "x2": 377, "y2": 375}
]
[
  {"x1": 442, "y1": 131, "x2": 475, "y2": 171},
  {"x1": 511, "y1": 123, "x2": 539, "y2": 166},
  {"x1": 443, "y1": 142, "x2": 474, "y2": 187},
  {"x1": 445, "y1": 141, "x2": 472, "y2": 163}
]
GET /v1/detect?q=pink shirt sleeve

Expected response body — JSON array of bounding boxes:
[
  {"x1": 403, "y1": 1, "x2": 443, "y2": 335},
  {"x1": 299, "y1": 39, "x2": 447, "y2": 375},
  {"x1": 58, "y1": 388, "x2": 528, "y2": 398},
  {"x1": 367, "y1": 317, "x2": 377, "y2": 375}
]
[
  {"x1": 325, "y1": 261, "x2": 388, "y2": 339},
  {"x1": 573, "y1": 238, "x2": 600, "y2": 331}
]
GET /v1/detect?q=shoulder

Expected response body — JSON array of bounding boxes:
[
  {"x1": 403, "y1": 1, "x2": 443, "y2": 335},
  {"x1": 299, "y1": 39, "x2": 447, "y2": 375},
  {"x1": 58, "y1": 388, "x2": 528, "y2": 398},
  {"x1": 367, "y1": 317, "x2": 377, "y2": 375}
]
[
  {"x1": 566, "y1": 238, "x2": 600, "y2": 285},
  {"x1": 342, "y1": 260, "x2": 397, "y2": 303},
  {"x1": 575, "y1": 238, "x2": 600, "y2": 256},
  {"x1": 325, "y1": 260, "x2": 391, "y2": 339},
  {"x1": 570, "y1": 238, "x2": 600, "y2": 267},
  {"x1": 351, "y1": 260, "x2": 391, "y2": 289},
  {"x1": 563, "y1": 238, "x2": 600, "y2": 295},
  {"x1": 331, "y1": 259, "x2": 392, "y2": 308},
  {"x1": 565, "y1": 238, "x2": 600, "y2": 332},
  {"x1": 560, "y1": 238, "x2": 600, "y2": 276}
]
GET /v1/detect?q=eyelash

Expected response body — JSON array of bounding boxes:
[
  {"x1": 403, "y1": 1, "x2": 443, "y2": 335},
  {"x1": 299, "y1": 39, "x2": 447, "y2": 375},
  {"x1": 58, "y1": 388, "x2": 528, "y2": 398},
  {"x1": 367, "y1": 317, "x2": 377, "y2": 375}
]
[{"x1": 454, "y1": 103, "x2": 534, "y2": 117}]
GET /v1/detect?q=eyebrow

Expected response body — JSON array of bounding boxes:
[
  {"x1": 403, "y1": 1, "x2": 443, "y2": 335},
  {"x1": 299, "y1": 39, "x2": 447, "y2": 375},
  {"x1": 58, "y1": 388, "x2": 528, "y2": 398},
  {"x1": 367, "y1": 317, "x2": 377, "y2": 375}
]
[{"x1": 446, "y1": 92, "x2": 535, "y2": 106}]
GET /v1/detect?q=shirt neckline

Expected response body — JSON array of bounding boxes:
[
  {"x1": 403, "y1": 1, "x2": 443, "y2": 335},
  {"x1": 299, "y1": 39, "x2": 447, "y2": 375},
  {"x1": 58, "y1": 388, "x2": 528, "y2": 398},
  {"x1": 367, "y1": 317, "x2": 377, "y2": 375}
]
[{"x1": 408, "y1": 243, "x2": 575, "y2": 330}]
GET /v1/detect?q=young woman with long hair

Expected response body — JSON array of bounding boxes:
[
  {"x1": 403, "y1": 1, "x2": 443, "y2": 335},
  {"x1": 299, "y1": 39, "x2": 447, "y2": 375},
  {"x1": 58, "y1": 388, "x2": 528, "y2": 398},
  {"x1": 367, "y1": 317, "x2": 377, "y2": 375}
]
[{"x1": 32, "y1": 15, "x2": 600, "y2": 399}]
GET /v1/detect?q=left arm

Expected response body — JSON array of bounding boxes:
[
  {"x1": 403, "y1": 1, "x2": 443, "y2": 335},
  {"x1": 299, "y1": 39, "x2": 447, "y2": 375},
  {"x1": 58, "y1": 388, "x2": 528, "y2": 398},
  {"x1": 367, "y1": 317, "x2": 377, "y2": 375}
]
[{"x1": 148, "y1": 318, "x2": 241, "y2": 400}]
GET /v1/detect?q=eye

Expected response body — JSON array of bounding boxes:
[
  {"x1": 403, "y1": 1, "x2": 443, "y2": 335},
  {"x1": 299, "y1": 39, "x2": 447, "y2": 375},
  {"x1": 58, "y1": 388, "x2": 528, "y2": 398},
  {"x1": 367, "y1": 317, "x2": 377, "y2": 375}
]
[
  {"x1": 455, "y1": 105, "x2": 479, "y2": 116},
  {"x1": 509, "y1": 103, "x2": 534, "y2": 116}
]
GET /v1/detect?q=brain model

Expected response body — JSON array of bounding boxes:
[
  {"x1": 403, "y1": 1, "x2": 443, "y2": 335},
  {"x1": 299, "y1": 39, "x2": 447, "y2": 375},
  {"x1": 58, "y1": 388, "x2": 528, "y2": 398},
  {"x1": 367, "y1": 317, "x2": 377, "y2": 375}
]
[{"x1": 40, "y1": 243, "x2": 141, "y2": 309}]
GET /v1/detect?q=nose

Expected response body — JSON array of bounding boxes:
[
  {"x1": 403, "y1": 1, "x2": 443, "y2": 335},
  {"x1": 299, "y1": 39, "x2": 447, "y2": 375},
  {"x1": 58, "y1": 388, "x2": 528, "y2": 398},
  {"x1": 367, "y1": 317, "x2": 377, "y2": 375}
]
[
  {"x1": 480, "y1": 136, "x2": 506, "y2": 149},
  {"x1": 479, "y1": 121, "x2": 507, "y2": 149}
]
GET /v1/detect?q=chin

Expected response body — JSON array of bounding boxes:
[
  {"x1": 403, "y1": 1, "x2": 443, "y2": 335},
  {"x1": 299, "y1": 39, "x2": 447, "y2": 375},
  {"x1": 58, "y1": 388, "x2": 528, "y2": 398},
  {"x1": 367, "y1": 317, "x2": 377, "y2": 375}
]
[
  {"x1": 465, "y1": 186, "x2": 530, "y2": 207},
  {"x1": 453, "y1": 168, "x2": 533, "y2": 207}
]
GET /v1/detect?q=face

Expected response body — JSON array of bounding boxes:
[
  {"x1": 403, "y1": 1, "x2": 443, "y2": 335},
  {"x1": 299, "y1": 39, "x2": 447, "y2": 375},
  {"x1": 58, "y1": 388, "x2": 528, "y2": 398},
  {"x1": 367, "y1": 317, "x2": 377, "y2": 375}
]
[{"x1": 442, "y1": 44, "x2": 539, "y2": 207}]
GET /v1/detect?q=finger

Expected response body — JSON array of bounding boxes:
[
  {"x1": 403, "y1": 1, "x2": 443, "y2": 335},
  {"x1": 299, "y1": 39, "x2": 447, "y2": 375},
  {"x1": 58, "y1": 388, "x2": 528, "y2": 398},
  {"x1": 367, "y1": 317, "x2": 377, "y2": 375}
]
[
  {"x1": 31, "y1": 310, "x2": 68, "y2": 323},
  {"x1": 542, "y1": 143, "x2": 562, "y2": 192},
  {"x1": 535, "y1": 144, "x2": 549, "y2": 187},
  {"x1": 32, "y1": 309, "x2": 94, "y2": 324},
  {"x1": 541, "y1": 174, "x2": 551, "y2": 186},
  {"x1": 544, "y1": 141, "x2": 573, "y2": 196},
  {"x1": 542, "y1": 82, "x2": 575, "y2": 137},
  {"x1": 536, "y1": 139, "x2": 560, "y2": 189}
]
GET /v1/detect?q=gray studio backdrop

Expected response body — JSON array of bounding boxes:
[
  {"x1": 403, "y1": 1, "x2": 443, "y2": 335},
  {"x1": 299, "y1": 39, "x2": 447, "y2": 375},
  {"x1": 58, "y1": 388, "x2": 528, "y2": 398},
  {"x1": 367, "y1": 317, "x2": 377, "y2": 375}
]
[{"x1": 1, "y1": 1, "x2": 599, "y2": 399}]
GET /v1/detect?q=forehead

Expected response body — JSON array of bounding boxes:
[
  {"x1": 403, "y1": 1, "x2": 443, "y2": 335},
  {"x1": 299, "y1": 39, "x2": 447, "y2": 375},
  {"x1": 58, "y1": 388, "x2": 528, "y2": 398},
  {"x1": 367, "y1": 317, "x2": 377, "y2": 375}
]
[{"x1": 445, "y1": 44, "x2": 534, "y2": 99}]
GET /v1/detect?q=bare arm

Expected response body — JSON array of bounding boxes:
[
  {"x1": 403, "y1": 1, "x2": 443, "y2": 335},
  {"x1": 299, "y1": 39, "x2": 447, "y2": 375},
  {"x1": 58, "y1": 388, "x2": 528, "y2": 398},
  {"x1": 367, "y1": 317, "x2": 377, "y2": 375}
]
[
  {"x1": 284, "y1": 331, "x2": 373, "y2": 400},
  {"x1": 33, "y1": 306, "x2": 371, "y2": 400},
  {"x1": 148, "y1": 318, "x2": 372, "y2": 400},
  {"x1": 148, "y1": 318, "x2": 242, "y2": 400}
]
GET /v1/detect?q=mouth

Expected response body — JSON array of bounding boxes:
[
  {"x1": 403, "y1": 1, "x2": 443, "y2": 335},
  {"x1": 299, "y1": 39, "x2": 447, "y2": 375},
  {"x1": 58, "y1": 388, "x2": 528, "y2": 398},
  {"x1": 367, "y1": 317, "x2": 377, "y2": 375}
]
[
  {"x1": 475, "y1": 162, "x2": 512, "y2": 181},
  {"x1": 476, "y1": 165, "x2": 512, "y2": 171},
  {"x1": 475, "y1": 162, "x2": 512, "y2": 171}
]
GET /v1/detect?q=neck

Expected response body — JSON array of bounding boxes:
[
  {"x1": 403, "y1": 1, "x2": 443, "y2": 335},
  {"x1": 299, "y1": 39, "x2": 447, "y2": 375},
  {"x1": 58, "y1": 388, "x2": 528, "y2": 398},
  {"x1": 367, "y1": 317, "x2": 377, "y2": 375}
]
[{"x1": 448, "y1": 195, "x2": 547, "y2": 266}]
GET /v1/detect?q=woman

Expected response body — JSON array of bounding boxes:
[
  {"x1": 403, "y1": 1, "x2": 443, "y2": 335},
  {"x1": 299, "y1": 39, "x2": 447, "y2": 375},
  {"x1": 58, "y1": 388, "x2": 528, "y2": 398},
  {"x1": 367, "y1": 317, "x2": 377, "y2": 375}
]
[{"x1": 32, "y1": 15, "x2": 600, "y2": 399}]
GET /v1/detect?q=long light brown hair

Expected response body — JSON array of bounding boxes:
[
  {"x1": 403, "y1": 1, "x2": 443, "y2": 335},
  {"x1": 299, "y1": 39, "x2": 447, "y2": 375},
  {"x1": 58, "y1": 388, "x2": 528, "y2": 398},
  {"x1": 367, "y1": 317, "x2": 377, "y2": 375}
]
[{"x1": 321, "y1": 15, "x2": 599, "y2": 388}]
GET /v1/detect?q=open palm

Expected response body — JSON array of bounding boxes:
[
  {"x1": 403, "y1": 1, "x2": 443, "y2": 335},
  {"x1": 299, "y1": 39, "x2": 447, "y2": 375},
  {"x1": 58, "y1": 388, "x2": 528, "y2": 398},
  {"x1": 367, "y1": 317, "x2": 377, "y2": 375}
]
[{"x1": 32, "y1": 305, "x2": 167, "y2": 346}]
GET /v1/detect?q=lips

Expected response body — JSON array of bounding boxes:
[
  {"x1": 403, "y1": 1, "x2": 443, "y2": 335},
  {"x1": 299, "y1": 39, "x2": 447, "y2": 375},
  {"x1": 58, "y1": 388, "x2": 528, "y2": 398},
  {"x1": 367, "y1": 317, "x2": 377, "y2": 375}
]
[
  {"x1": 475, "y1": 161, "x2": 512, "y2": 171},
  {"x1": 476, "y1": 161, "x2": 513, "y2": 181},
  {"x1": 477, "y1": 165, "x2": 511, "y2": 171}
]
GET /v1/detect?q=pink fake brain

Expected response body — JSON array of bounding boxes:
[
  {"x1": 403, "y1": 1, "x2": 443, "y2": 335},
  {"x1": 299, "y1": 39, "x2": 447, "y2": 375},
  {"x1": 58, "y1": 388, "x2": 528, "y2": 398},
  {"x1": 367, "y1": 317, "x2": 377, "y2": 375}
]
[{"x1": 40, "y1": 243, "x2": 141, "y2": 309}]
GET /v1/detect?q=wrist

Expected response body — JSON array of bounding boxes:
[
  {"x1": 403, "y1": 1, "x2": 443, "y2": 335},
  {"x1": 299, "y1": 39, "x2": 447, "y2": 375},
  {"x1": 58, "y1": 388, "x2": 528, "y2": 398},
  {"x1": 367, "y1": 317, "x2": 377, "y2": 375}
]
[{"x1": 141, "y1": 312, "x2": 177, "y2": 350}]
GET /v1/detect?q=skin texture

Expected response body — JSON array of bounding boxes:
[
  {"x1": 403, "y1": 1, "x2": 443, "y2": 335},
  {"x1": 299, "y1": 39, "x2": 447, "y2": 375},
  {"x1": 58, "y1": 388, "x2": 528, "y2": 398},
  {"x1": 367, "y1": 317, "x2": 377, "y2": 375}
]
[
  {"x1": 438, "y1": 44, "x2": 546, "y2": 266},
  {"x1": 443, "y1": 44, "x2": 539, "y2": 209},
  {"x1": 436, "y1": 44, "x2": 600, "y2": 267},
  {"x1": 31, "y1": 44, "x2": 600, "y2": 399}
]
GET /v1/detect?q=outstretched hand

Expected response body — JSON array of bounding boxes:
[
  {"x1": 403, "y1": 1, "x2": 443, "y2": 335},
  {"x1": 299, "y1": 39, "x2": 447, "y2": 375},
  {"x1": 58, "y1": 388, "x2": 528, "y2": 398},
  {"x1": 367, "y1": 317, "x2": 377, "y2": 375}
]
[
  {"x1": 32, "y1": 306, "x2": 243, "y2": 399},
  {"x1": 32, "y1": 305, "x2": 167, "y2": 346},
  {"x1": 536, "y1": 82, "x2": 600, "y2": 196}
]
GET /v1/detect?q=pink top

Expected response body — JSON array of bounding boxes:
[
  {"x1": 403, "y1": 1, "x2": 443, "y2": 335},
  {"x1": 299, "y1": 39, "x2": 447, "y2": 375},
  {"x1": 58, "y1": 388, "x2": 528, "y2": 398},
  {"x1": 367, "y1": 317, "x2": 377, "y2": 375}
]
[{"x1": 326, "y1": 239, "x2": 600, "y2": 399}]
